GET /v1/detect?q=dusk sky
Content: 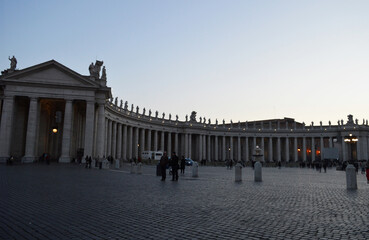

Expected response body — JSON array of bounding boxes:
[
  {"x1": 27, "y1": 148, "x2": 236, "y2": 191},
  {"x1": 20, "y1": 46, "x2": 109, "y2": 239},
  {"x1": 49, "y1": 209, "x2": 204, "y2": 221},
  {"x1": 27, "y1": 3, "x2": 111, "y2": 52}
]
[{"x1": 1, "y1": 0, "x2": 369, "y2": 125}]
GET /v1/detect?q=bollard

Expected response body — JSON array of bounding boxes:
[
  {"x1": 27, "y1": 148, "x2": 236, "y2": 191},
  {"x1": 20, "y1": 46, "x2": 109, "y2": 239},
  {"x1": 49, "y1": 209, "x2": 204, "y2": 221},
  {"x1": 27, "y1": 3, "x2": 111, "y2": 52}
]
[
  {"x1": 235, "y1": 162, "x2": 242, "y2": 182},
  {"x1": 137, "y1": 162, "x2": 142, "y2": 174},
  {"x1": 346, "y1": 164, "x2": 357, "y2": 190},
  {"x1": 115, "y1": 159, "x2": 120, "y2": 169},
  {"x1": 192, "y1": 161, "x2": 199, "y2": 178},
  {"x1": 254, "y1": 161, "x2": 262, "y2": 182},
  {"x1": 130, "y1": 162, "x2": 136, "y2": 174}
]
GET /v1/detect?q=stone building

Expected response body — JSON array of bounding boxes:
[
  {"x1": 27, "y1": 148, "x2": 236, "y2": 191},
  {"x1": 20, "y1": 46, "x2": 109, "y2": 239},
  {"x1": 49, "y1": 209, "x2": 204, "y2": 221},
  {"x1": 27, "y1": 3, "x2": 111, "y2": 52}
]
[{"x1": 1, "y1": 59, "x2": 369, "y2": 164}]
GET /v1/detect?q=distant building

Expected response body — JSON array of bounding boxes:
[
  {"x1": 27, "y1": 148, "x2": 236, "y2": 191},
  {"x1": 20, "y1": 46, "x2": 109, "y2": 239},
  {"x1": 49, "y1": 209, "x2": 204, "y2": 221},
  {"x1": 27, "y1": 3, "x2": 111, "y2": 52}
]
[{"x1": 1, "y1": 59, "x2": 368, "y2": 163}]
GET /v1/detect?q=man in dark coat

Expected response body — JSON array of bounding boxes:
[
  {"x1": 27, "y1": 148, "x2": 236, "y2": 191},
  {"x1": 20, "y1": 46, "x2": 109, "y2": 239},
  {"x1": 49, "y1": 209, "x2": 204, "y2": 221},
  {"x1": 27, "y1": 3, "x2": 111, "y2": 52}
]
[
  {"x1": 171, "y1": 152, "x2": 179, "y2": 181},
  {"x1": 160, "y1": 152, "x2": 169, "y2": 181}
]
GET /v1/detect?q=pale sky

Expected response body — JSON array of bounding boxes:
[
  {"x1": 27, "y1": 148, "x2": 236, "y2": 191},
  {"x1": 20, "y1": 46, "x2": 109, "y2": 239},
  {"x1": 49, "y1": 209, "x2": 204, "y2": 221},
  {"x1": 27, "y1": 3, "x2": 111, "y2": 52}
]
[{"x1": 1, "y1": 0, "x2": 369, "y2": 125}]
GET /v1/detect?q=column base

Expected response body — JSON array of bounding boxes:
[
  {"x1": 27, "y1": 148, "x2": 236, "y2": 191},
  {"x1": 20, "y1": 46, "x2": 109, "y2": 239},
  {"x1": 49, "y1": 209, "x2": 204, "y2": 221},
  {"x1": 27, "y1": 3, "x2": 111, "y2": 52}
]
[
  {"x1": 59, "y1": 156, "x2": 72, "y2": 163},
  {"x1": 22, "y1": 156, "x2": 37, "y2": 163}
]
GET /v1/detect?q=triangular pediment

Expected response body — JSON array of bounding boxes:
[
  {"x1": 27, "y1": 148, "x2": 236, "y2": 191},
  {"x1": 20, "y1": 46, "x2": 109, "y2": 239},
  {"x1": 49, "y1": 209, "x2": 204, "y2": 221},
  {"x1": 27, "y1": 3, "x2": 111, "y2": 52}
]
[{"x1": 3, "y1": 60, "x2": 99, "y2": 88}]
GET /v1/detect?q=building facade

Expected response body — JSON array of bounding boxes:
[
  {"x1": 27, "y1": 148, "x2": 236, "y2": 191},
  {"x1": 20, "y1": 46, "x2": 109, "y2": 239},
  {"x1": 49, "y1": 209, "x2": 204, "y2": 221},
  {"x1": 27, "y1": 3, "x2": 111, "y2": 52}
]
[{"x1": 1, "y1": 59, "x2": 369, "y2": 164}]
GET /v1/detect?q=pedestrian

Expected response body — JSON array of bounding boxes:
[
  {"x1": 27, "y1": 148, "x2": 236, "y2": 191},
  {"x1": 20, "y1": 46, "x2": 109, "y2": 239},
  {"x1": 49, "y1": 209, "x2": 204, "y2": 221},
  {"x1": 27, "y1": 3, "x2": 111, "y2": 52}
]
[
  {"x1": 180, "y1": 156, "x2": 186, "y2": 174},
  {"x1": 160, "y1": 152, "x2": 169, "y2": 181},
  {"x1": 171, "y1": 152, "x2": 179, "y2": 181},
  {"x1": 366, "y1": 161, "x2": 369, "y2": 184},
  {"x1": 85, "y1": 155, "x2": 89, "y2": 168},
  {"x1": 88, "y1": 156, "x2": 92, "y2": 168},
  {"x1": 323, "y1": 161, "x2": 327, "y2": 173}
]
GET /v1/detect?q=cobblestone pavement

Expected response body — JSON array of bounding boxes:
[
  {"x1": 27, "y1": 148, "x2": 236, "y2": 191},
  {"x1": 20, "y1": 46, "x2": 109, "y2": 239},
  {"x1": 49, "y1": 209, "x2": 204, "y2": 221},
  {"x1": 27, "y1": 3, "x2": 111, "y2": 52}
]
[{"x1": 1, "y1": 163, "x2": 368, "y2": 240}]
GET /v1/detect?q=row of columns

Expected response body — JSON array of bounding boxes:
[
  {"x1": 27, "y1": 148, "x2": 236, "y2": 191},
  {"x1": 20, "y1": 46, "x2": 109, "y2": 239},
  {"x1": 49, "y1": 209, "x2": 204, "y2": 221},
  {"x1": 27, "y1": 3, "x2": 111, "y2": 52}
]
[{"x1": 103, "y1": 118, "x2": 364, "y2": 163}]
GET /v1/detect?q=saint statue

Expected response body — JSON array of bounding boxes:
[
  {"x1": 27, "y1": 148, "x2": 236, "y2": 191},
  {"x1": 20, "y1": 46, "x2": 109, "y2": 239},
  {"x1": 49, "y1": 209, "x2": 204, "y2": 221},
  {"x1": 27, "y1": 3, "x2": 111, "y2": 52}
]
[
  {"x1": 136, "y1": 106, "x2": 139, "y2": 114},
  {"x1": 155, "y1": 111, "x2": 158, "y2": 118},
  {"x1": 120, "y1": 100, "x2": 123, "y2": 108},
  {"x1": 149, "y1": 109, "x2": 152, "y2": 117},
  {"x1": 185, "y1": 115, "x2": 188, "y2": 122},
  {"x1": 143, "y1": 108, "x2": 146, "y2": 115},
  {"x1": 176, "y1": 115, "x2": 178, "y2": 121},
  {"x1": 131, "y1": 104, "x2": 134, "y2": 112},
  {"x1": 162, "y1": 112, "x2": 165, "y2": 119},
  {"x1": 8, "y1": 56, "x2": 17, "y2": 71},
  {"x1": 115, "y1": 97, "x2": 118, "y2": 106},
  {"x1": 101, "y1": 66, "x2": 107, "y2": 81},
  {"x1": 199, "y1": 117, "x2": 202, "y2": 123},
  {"x1": 216, "y1": 119, "x2": 218, "y2": 125},
  {"x1": 208, "y1": 119, "x2": 211, "y2": 125},
  {"x1": 124, "y1": 101, "x2": 128, "y2": 110},
  {"x1": 169, "y1": 114, "x2": 171, "y2": 120}
]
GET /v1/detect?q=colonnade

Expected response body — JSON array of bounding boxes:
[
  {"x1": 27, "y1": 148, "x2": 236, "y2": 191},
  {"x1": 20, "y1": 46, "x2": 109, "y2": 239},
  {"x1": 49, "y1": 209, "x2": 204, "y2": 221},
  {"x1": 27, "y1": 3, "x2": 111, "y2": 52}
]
[{"x1": 103, "y1": 107, "x2": 369, "y2": 163}]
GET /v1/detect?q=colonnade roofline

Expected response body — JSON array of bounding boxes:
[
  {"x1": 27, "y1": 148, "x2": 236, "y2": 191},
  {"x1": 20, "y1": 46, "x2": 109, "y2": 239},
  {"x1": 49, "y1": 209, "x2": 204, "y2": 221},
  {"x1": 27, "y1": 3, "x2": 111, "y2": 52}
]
[{"x1": 105, "y1": 103, "x2": 369, "y2": 136}]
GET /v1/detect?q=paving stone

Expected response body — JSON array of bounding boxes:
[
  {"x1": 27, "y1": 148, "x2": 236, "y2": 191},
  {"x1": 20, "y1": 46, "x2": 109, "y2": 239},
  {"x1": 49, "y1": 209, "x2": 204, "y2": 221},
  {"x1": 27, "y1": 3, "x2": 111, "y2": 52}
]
[{"x1": 1, "y1": 164, "x2": 368, "y2": 239}]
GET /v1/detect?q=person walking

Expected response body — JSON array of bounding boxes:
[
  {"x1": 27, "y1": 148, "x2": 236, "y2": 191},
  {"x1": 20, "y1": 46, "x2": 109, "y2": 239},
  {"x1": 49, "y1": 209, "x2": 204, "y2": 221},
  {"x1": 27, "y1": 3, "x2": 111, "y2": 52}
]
[
  {"x1": 180, "y1": 156, "x2": 186, "y2": 174},
  {"x1": 160, "y1": 152, "x2": 169, "y2": 181},
  {"x1": 171, "y1": 152, "x2": 179, "y2": 181}
]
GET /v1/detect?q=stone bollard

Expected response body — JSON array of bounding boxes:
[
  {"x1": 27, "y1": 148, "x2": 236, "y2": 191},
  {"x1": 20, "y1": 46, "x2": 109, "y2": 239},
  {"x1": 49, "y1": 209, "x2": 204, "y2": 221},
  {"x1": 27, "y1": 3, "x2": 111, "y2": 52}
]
[
  {"x1": 137, "y1": 162, "x2": 142, "y2": 174},
  {"x1": 130, "y1": 162, "x2": 136, "y2": 174},
  {"x1": 346, "y1": 164, "x2": 357, "y2": 190},
  {"x1": 235, "y1": 162, "x2": 242, "y2": 182},
  {"x1": 254, "y1": 161, "x2": 262, "y2": 182},
  {"x1": 115, "y1": 159, "x2": 120, "y2": 169},
  {"x1": 192, "y1": 161, "x2": 199, "y2": 178}
]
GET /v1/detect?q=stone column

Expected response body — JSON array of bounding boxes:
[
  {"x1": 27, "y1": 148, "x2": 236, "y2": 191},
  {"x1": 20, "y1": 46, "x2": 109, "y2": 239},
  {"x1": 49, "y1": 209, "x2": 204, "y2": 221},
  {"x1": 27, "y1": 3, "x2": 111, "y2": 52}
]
[
  {"x1": 342, "y1": 137, "x2": 347, "y2": 162},
  {"x1": 277, "y1": 137, "x2": 281, "y2": 162},
  {"x1": 188, "y1": 134, "x2": 192, "y2": 159},
  {"x1": 95, "y1": 102, "x2": 105, "y2": 158},
  {"x1": 294, "y1": 137, "x2": 298, "y2": 162},
  {"x1": 311, "y1": 137, "x2": 315, "y2": 162},
  {"x1": 198, "y1": 135, "x2": 203, "y2": 161},
  {"x1": 104, "y1": 119, "x2": 108, "y2": 157},
  {"x1": 260, "y1": 137, "x2": 265, "y2": 162},
  {"x1": 111, "y1": 121, "x2": 117, "y2": 158},
  {"x1": 0, "y1": 96, "x2": 15, "y2": 162},
  {"x1": 107, "y1": 120, "x2": 112, "y2": 157},
  {"x1": 302, "y1": 137, "x2": 307, "y2": 162},
  {"x1": 184, "y1": 133, "x2": 188, "y2": 158},
  {"x1": 116, "y1": 124, "x2": 122, "y2": 159},
  {"x1": 22, "y1": 97, "x2": 39, "y2": 163},
  {"x1": 140, "y1": 128, "x2": 145, "y2": 157},
  {"x1": 122, "y1": 125, "x2": 127, "y2": 160},
  {"x1": 320, "y1": 137, "x2": 324, "y2": 159},
  {"x1": 161, "y1": 131, "x2": 165, "y2": 152},
  {"x1": 237, "y1": 136, "x2": 241, "y2": 162},
  {"x1": 167, "y1": 132, "x2": 171, "y2": 155},
  {"x1": 147, "y1": 130, "x2": 152, "y2": 151},
  {"x1": 127, "y1": 126, "x2": 133, "y2": 160},
  {"x1": 357, "y1": 136, "x2": 362, "y2": 160},
  {"x1": 83, "y1": 101, "x2": 95, "y2": 160},
  {"x1": 134, "y1": 127, "x2": 139, "y2": 158},
  {"x1": 207, "y1": 135, "x2": 211, "y2": 161},
  {"x1": 269, "y1": 137, "x2": 273, "y2": 162},
  {"x1": 222, "y1": 136, "x2": 226, "y2": 161},
  {"x1": 153, "y1": 130, "x2": 158, "y2": 151},
  {"x1": 175, "y1": 133, "x2": 178, "y2": 154},
  {"x1": 329, "y1": 137, "x2": 333, "y2": 148},
  {"x1": 229, "y1": 136, "x2": 233, "y2": 160},
  {"x1": 203, "y1": 135, "x2": 206, "y2": 160},
  {"x1": 245, "y1": 136, "x2": 249, "y2": 162},
  {"x1": 253, "y1": 137, "x2": 256, "y2": 150},
  {"x1": 285, "y1": 137, "x2": 289, "y2": 162},
  {"x1": 214, "y1": 136, "x2": 218, "y2": 161},
  {"x1": 59, "y1": 100, "x2": 73, "y2": 163},
  {"x1": 174, "y1": 133, "x2": 181, "y2": 158}
]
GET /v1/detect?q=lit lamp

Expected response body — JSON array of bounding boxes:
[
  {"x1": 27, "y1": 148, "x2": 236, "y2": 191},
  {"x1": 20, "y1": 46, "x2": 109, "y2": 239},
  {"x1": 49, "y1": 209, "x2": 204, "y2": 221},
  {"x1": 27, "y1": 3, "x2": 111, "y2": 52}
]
[
  {"x1": 344, "y1": 134, "x2": 358, "y2": 164},
  {"x1": 52, "y1": 127, "x2": 58, "y2": 133}
]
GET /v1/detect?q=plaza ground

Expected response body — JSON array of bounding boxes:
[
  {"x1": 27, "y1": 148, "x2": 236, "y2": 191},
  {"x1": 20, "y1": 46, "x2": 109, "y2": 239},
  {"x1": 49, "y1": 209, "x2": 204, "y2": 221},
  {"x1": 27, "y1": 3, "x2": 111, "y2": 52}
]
[{"x1": 1, "y1": 163, "x2": 368, "y2": 240}]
